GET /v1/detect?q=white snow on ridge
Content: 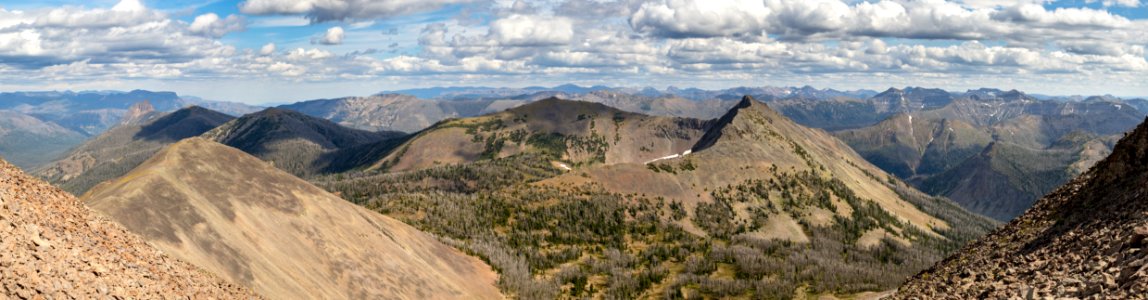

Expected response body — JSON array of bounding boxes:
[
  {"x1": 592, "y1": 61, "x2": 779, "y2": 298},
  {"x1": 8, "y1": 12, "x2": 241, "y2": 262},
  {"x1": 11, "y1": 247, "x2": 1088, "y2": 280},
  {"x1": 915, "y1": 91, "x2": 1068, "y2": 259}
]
[{"x1": 644, "y1": 149, "x2": 693, "y2": 165}]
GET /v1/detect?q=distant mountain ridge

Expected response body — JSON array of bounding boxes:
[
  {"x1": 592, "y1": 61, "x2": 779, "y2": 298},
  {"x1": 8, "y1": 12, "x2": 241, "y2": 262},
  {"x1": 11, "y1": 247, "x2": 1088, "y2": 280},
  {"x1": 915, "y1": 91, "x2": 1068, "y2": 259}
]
[
  {"x1": 277, "y1": 94, "x2": 521, "y2": 133},
  {"x1": 381, "y1": 84, "x2": 879, "y2": 101},
  {"x1": 0, "y1": 110, "x2": 88, "y2": 169},
  {"x1": 204, "y1": 107, "x2": 402, "y2": 176},
  {"x1": 0, "y1": 90, "x2": 261, "y2": 169},
  {"x1": 0, "y1": 90, "x2": 258, "y2": 135},
  {"x1": 836, "y1": 88, "x2": 1143, "y2": 220},
  {"x1": 332, "y1": 85, "x2": 1147, "y2": 136}
]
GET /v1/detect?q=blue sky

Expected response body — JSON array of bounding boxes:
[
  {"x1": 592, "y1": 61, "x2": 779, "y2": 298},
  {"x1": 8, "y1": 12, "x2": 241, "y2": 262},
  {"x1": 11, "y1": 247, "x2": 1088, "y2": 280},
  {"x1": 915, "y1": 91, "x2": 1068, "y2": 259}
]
[{"x1": 0, "y1": 0, "x2": 1145, "y2": 104}]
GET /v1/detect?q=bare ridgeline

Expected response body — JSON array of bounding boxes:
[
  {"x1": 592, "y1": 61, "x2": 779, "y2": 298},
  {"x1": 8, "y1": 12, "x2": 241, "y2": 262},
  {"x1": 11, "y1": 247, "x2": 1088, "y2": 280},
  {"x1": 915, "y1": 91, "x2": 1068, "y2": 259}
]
[{"x1": 3, "y1": 93, "x2": 1148, "y2": 298}]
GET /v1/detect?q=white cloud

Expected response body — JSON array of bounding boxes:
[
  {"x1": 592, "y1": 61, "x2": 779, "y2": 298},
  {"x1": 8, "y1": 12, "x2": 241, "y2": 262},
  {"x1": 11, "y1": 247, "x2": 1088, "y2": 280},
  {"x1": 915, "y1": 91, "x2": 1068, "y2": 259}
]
[
  {"x1": 238, "y1": 0, "x2": 471, "y2": 23},
  {"x1": 260, "y1": 43, "x2": 277, "y2": 56},
  {"x1": 0, "y1": 0, "x2": 235, "y2": 70},
  {"x1": 992, "y1": 4, "x2": 1131, "y2": 28},
  {"x1": 489, "y1": 15, "x2": 574, "y2": 46},
  {"x1": 1, "y1": 0, "x2": 1146, "y2": 101},
  {"x1": 315, "y1": 26, "x2": 345, "y2": 45},
  {"x1": 957, "y1": 0, "x2": 1046, "y2": 9},
  {"x1": 1086, "y1": 0, "x2": 1142, "y2": 7},
  {"x1": 630, "y1": 0, "x2": 772, "y2": 39},
  {"x1": 249, "y1": 16, "x2": 310, "y2": 28},
  {"x1": 34, "y1": 3, "x2": 165, "y2": 28},
  {"x1": 667, "y1": 38, "x2": 788, "y2": 65},
  {"x1": 765, "y1": 0, "x2": 852, "y2": 35},
  {"x1": 112, "y1": 0, "x2": 146, "y2": 12},
  {"x1": 188, "y1": 13, "x2": 246, "y2": 38}
]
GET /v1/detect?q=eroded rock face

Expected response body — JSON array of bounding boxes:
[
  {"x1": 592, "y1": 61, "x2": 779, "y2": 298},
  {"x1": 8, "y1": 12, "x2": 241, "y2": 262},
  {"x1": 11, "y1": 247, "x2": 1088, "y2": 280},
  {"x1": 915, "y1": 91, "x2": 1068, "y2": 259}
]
[
  {"x1": 0, "y1": 157, "x2": 256, "y2": 299},
  {"x1": 896, "y1": 118, "x2": 1148, "y2": 299}
]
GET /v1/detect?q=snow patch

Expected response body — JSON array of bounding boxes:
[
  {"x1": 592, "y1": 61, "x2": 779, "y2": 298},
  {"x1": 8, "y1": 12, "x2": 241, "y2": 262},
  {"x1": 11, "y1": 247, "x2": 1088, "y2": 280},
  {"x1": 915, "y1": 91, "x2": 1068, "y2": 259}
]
[{"x1": 645, "y1": 149, "x2": 693, "y2": 165}]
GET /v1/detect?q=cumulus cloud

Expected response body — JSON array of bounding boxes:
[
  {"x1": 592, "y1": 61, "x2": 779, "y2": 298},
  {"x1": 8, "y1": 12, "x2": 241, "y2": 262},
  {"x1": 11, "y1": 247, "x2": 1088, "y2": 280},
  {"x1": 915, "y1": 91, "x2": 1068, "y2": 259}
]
[
  {"x1": 992, "y1": 4, "x2": 1131, "y2": 28},
  {"x1": 0, "y1": 0, "x2": 235, "y2": 70},
  {"x1": 112, "y1": 0, "x2": 145, "y2": 12},
  {"x1": 260, "y1": 43, "x2": 277, "y2": 56},
  {"x1": 1086, "y1": 0, "x2": 1142, "y2": 7},
  {"x1": 489, "y1": 15, "x2": 574, "y2": 46},
  {"x1": 189, "y1": 13, "x2": 246, "y2": 38},
  {"x1": 630, "y1": 0, "x2": 772, "y2": 39},
  {"x1": 2, "y1": 0, "x2": 1147, "y2": 99},
  {"x1": 314, "y1": 26, "x2": 345, "y2": 45},
  {"x1": 239, "y1": 0, "x2": 470, "y2": 23}
]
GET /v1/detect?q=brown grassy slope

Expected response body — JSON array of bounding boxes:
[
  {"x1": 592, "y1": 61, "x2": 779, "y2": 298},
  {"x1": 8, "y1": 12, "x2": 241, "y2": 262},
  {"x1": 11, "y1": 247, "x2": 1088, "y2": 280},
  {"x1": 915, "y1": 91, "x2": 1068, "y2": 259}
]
[
  {"x1": 82, "y1": 138, "x2": 501, "y2": 300},
  {"x1": 370, "y1": 97, "x2": 709, "y2": 172},
  {"x1": 896, "y1": 117, "x2": 1148, "y2": 299},
  {"x1": 0, "y1": 156, "x2": 255, "y2": 299}
]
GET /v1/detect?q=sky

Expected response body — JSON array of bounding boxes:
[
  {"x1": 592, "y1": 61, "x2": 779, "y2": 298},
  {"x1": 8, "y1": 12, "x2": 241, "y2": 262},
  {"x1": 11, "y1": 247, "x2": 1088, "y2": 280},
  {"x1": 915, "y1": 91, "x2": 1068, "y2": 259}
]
[{"x1": 0, "y1": 0, "x2": 1145, "y2": 104}]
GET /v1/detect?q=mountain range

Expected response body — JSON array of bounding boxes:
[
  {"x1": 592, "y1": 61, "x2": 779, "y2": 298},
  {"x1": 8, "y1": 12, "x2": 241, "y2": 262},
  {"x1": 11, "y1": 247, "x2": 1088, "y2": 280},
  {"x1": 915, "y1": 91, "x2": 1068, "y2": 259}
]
[
  {"x1": 277, "y1": 86, "x2": 1146, "y2": 222},
  {"x1": 836, "y1": 88, "x2": 1143, "y2": 220},
  {"x1": 382, "y1": 84, "x2": 879, "y2": 101},
  {"x1": 20, "y1": 85, "x2": 1146, "y2": 223},
  {"x1": 277, "y1": 94, "x2": 524, "y2": 133},
  {"x1": 0, "y1": 90, "x2": 259, "y2": 169},
  {"x1": 6, "y1": 85, "x2": 1148, "y2": 298}
]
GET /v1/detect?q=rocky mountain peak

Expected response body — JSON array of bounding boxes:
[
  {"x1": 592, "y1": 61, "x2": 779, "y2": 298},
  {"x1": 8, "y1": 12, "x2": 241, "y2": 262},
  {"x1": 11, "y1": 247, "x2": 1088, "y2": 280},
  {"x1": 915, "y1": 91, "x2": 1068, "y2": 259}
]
[
  {"x1": 118, "y1": 100, "x2": 157, "y2": 126},
  {"x1": 690, "y1": 95, "x2": 777, "y2": 152},
  {"x1": 877, "y1": 87, "x2": 905, "y2": 97}
]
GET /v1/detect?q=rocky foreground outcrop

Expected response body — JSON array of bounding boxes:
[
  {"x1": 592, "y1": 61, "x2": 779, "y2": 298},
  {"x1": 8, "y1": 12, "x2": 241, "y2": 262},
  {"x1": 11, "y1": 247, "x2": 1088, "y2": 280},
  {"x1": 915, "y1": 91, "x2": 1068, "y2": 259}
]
[
  {"x1": 0, "y1": 157, "x2": 256, "y2": 299},
  {"x1": 896, "y1": 118, "x2": 1148, "y2": 299}
]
